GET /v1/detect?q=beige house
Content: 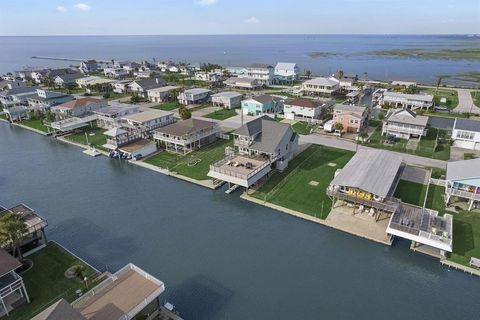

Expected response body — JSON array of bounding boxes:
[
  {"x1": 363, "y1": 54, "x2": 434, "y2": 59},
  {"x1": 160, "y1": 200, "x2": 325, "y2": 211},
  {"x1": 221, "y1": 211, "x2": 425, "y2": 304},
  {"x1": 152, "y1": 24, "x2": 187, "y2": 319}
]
[{"x1": 147, "y1": 86, "x2": 180, "y2": 103}]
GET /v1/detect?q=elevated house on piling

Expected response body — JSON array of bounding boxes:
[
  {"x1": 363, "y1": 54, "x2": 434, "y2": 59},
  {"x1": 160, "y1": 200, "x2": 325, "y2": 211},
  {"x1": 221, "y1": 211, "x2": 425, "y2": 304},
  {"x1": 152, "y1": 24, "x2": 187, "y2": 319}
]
[{"x1": 445, "y1": 158, "x2": 480, "y2": 211}]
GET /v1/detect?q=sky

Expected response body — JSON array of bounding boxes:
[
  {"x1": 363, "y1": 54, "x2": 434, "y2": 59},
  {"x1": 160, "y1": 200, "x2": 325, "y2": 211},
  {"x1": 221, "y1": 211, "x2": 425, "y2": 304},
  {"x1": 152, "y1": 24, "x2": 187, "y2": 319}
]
[{"x1": 0, "y1": 0, "x2": 479, "y2": 36}]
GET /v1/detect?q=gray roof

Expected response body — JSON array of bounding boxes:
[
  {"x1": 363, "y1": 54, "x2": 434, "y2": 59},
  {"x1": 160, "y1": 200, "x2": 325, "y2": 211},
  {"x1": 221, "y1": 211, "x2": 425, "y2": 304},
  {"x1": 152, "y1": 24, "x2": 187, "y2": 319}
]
[
  {"x1": 95, "y1": 104, "x2": 138, "y2": 116},
  {"x1": 55, "y1": 73, "x2": 84, "y2": 81},
  {"x1": 385, "y1": 109, "x2": 429, "y2": 127},
  {"x1": 275, "y1": 62, "x2": 297, "y2": 70},
  {"x1": 131, "y1": 77, "x2": 165, "y2": 91},
  {"x1": 330, "y1": 149, "x2": 403, "y2": 198},
  {"x1": 183, "y1": 88, "x2": 211, "y2": 95},
  {"x1": 155, "y1": 118, "x2": 216, "y2": 136},
  {"x1": 249, "y1": 63, "x2": 273, "y2": 69},
  {"x1": 454, "y1": 118, "x2": 480, "y2": 133},
  {"x1": 250, "y1": 94, "x2": 281, "y2": 104},
  {"x1": 31, "y1": 299, "x2": 85, "y2": 320},
  {"x1": 334, "y1": 104, "x2": 366, "y2": 115},
  {"x1": 234, "y1": 116, "x2": 296, "y2": 154},
  {"x1": 0, "y1": 248, "x2": 21, "y2": 278},
  {"x1": 383, "y1": 91, "x2": 433, "y2": 102},
  {"x1": 211, "y1": 91, "x2": 243, "y2": 99},
  {"x1": 446, "y1": 158, "x2": 480, "y2": 181},
  {"x1": 304, "y1": 77, "x2": 339, "y2": 87},
  {"x1": 0, "y1": 86, "x2": 39, "y2": 97}
]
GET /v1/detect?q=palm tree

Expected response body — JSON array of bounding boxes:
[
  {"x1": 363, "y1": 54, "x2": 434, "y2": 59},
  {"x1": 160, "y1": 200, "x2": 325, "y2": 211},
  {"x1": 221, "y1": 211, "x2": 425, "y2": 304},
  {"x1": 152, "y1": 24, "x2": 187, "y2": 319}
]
[{"x1": 0, "y1": 213, "x2": 28, "y2": 261}]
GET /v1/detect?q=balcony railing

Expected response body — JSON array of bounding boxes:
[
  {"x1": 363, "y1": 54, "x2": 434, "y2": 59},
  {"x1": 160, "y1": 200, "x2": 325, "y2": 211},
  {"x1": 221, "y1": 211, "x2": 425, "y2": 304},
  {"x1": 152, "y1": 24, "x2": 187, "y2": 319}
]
[
  {"x1": 210, "y1": 155, "x2": 271, "y2": 180},
  {"x1": 384, "y1": 124, "x2": 425, "y2": 135},
  {"x1": 0, "y1": 272, "x2": 24, "y2": 299},
  {"x1": 446, "y1": 188, "x2": 480, "y2": 201},
  {"x1": 327, "y1": 188, "x2": 400, "y2": 213}
]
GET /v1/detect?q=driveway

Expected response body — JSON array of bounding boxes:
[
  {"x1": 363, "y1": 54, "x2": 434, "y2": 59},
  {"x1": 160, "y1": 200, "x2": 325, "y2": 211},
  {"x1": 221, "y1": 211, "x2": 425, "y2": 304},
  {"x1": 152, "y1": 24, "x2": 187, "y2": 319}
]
[{"x1": 453, "y1": 88, "x2": 480, "y2": 115}]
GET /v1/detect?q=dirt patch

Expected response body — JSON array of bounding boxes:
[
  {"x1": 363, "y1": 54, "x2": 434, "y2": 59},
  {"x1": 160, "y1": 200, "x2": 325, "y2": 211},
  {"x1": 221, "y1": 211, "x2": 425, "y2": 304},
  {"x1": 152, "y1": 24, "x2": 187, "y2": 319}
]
[{"x1": 309, "y1": 181, "x2": 319, "y2": 186}]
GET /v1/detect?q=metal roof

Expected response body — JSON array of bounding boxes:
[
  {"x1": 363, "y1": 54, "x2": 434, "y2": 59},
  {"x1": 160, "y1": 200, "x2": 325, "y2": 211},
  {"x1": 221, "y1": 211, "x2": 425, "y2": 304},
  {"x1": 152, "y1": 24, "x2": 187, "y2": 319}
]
[
  {"x1": 155, "y1": 118, "x2": 216, "y2": 137},
  {"x1": 31, "y1": 299, "x2": 85, "y2": 320},
  {"x1": 303, "y1": 77, "x2": 339, "y2": 87},
  {"x1": 122, "y1": 110, "x2": 172, "y2": 123},
  {"x1": 383, "y1": 91, "x2": 433, "y2": 102},
  {"x1": 454, "y1": 118, "x2": 480, "y2": 133},
  {"x1": 446, "y1": 158, "x2": 480, "y2": 181},
  {"x1": 385, "y1": 109, "x2": 429, "y2": 127},
  {"x1": 330, "y1": 149, "x2": 403, "y2": 198},
  {"x1": 211, "y1": 91, "x2": 243, "y2": 99}
]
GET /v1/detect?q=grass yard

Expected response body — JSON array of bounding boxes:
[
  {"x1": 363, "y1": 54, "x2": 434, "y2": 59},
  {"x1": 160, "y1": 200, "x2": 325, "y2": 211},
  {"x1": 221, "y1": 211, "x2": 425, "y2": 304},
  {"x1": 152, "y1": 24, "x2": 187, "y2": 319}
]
[
  {"x1": 448, "y1": 212, "x2": 480, "y2": 267},
  {"x1": 251, "y1": 145, "x2": 354, "y2": 219},
  {"x1": 367, "y1": 127, "x2": 451, "y2": 160},
  {"x1": 394, "y1": 180, "x2": 428, "y2": 207},
  {"x1": 64, "y1": 125, "x2": 107, "y2": 151},
  {"x1": 472, "y1": 91, "x2": 480, "y2": 107},
  {"x1": 11, "y1": 242, "x2": 100, "y2": 320},
  {"x1": 151, "y1": 102, "x2": 180, "y2": 111},
  {"x1": 19, "y1": 117, "x2": 51, "y2": 133},
  {"x1": 421, "y1": 88, "x2": 459, "y2": 109},
  {"x1": 204, "y1": 108, "x2": 237, "y2": 120},
  {"x1": 145, "y1": 137, "x2": 233, "y2": 180},
  {"x1": 292, "y1": 121, "x2": 313, "y2": 135}
]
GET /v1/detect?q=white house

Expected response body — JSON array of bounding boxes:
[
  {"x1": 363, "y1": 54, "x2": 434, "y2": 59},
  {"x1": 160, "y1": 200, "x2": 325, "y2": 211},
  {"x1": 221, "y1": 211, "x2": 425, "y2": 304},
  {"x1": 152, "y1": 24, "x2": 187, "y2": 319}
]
[
  {"x1": 283, "y1": 98, "x2": 324, "y2": 120},
  {"x1": 382, "y1": 109, "x2": 429, "y2": 140},
  {"x1": 147, "y1": 86, "x2": 180, "y2": 103},
  {"x1": 121, "y1": 110, "x2": 175, "y2": 134},
  {"x1": 94, "y1": 102, "x2": 139, "y2": 128},
  {"x1": 225, "y1": 77, "x2": 263, "y2": 90},
  {"x1": 53, "y1": 73, "x2": 85, "y2": 87},
  {"x1": 211, "y1": 91, "x2": 243, "y2": 109},
  {"x1": 51, "y1": 97, "x2": 108, "y2": 119},
  {"x1": 103, "y1": 67, "x2": 129, "y2": 79},
  {"x1": 274, "y1": 62, "x2": 299, "y2": 83},
  {"x1": 177, "y1": 88, "x2": 212, "y2": 105},
  {"x1": 128, "y1": 77, "x2": 166, "y2": 97},
  {"x1": 246, "y1": 64, "x2": 274, "y2": 86},
  {"x1": 111, "y1": 80, "x2": 131, "y2": 94},
  {"x1": 302, "y1": 77, "x2": 340, "y2": 96},
  {"x1": 381, "y1": 91, "x2": 434, "y2": 111},
  {"x1": 451, "y1": 118, "x2": 480, "y2": 151}
]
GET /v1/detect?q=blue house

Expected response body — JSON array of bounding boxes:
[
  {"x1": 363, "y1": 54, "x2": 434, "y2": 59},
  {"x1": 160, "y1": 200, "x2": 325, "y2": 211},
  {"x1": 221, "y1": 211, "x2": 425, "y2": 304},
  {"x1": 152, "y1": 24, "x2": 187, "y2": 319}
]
[
  {"x1": 241, "y1": 94, "x2": 283, "y2": 116},
  {"x1": 446, "y1": 158, "x2": 480, "y2": 211}
]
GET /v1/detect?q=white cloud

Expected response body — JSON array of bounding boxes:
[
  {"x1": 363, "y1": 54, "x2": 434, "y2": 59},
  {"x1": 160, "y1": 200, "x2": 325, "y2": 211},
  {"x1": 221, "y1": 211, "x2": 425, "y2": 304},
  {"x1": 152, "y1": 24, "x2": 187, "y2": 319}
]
[
  {"x1": 56, "y1": 6, "x2": 67, "y2": 13},
  {"x1": 245, "y1": 16, "x2": 259, "y2": 24},
  {"x1": 73, "y1": 3, "x2": 92, "y2": 11},
  {"x1": 198, "y1": 0, "x2": 217, "y2": 6}
]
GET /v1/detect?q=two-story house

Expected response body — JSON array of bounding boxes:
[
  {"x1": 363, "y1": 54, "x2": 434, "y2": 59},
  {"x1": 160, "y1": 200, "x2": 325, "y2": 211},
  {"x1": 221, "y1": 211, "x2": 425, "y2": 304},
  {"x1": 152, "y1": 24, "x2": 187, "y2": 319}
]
[
  {"x1": 147, "y1": 86, "x2": 180, "y2": 103},
  {"x1": 302, "y1": 77, "x2": 340, "y2": 96},
  {"x1": 380, "y1": 91, "x2": 434, "y2": 111},
  {"x1": 94, "y1": 102, "x2": 139, "y2": 128},
  {"x1": 283, "y1": 98, "x2": 324, "y2": 120},
  {"x1": 211, "y1": 91, "x2": 243, "y2": 109},
  {"x1": 451, "y1": 118, "x2": 480, "y2": 151},
  {"x1": 128, "y1": 77, "x2": 166, "y2": 97},
  {"x1": 445, "y1": 158, "x2": 480, "y2": 211},
  {"x1": 208, "y1": 116, "x2": 298, "y2": 188},
  {"x1": 51, "y1": 97, "x2": 108, "y2": 119},
  {"x1": 153, "y1": 118, "x2": 220, "y2": 154},
  {"x1": 225, "y1": 77, "x2": 263, "y2": 90},
  {"x1": 382, "y1": 109, "x2": 429, "y2": 140},
  {"x1": 246, "y1": 64, "x2": 274, "y2": 86},
  {"x1": 177, "y1": 88, "x2": 212, "y2": 105},
  {"x1": 26, "y1": 89, "x2": 74, "y2": 111},
  {"x1": 241, "y1": 94, "x2": 283, "y2": 115},
  {"x1": 274, "y1": 62, "x2": 299, "y2": 84},
  {"x1": 333, "y1": 104, "x2": 368, "y2": 133}
]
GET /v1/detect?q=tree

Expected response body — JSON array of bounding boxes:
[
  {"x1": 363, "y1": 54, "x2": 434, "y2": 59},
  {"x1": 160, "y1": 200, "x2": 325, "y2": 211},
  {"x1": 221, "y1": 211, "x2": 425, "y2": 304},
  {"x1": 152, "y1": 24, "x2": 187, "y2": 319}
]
[
  {"x1": 179, "y1": 106, "x2": 192, "y2": 120},
  {"x1": 130, "y1": 94, "x2": 142, "y2": 104},
  {"x1": 335, "y1": 123, "x2": 344, "y2": 132},
  {"x1": 0, "y1": 213, "x2": 28, "y2": 261},
  {"x1": 358, "y1": 131, "x2": 369, "y2": 142}
]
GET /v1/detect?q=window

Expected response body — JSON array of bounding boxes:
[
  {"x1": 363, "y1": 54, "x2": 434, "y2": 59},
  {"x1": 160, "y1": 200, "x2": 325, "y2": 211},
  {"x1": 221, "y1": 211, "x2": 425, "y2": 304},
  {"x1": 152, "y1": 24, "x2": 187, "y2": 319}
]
[{"x1": 456, "y1": 130, "x2": 474, "y2": 140}]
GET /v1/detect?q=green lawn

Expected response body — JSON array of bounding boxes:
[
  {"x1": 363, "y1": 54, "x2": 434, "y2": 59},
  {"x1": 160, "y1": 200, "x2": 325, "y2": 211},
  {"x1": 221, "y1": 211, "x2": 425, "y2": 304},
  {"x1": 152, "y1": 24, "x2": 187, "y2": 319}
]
[
  {"x1": 394, "y1": 180, "x2": 428, "y2": 207},
  {"x1": 64, "y1": 125, "x2": 107, "y2": 150},
  {"x1": 19, "y1": 117, "x2": 51, "y2": 133},
  {"x1": 251, "y1": 145, "x2": 354, "y2": 219},
  {"x1": 292, "y1": 122, "x2": 313, "y2": 135},
  {"x1": 472, "y1": 91, "x2": 480, "y2": 107},
  {"x1": 204, "y1": 108, "x2": 237, "y2": 120},
  {"x1": 0, "y1": 113, "x2": 7, "y2": 120},
  {"x1": 145, "y1": 137, "x2": 233, "y2": 180},
  {"x1": 151, "y1": 102, "x2": 180, "y2": 111},
  {"x1": 423, "y1": 185, "x2": 480, "y2": 267},
  {"x1": 367, "y1": 127, "x2": 451, "y2": 160},
  {"x1": 11, "y1": 242, "x2": 100, "y2": 320},
  {"x1": 421, "y1": 88, "x2": 459, "y2": 109}
]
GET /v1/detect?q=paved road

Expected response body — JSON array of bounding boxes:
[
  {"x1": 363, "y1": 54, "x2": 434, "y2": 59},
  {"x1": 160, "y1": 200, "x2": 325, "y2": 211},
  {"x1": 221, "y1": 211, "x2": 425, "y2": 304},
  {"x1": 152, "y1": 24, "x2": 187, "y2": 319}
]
[
  {"x1": 299, "y1": 133, "x2": 447, "y2": 169},
  {"x1": 453, "y1": 88, "x2": 480, "y2": 115}
]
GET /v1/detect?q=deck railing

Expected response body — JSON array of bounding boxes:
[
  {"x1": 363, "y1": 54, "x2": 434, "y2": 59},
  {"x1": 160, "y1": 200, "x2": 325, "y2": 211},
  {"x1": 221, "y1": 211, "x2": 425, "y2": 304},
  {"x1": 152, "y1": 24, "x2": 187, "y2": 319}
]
[
  {"x1": 0, "y1": 272, "x2": 24, "y2": 299},
  {"x1": 446, "y1": 188, "x2": 480, "y2": 201},
  {"x1": 210, "y1": 155, "x2": 271, "y2": 180}
]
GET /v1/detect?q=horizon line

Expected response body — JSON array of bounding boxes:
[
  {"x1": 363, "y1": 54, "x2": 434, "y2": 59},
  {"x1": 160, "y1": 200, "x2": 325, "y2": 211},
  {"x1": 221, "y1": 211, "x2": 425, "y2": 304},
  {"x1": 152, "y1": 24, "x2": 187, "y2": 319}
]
[{"x1": 0, "y1": 33, "x2": 478, "y2": 37}]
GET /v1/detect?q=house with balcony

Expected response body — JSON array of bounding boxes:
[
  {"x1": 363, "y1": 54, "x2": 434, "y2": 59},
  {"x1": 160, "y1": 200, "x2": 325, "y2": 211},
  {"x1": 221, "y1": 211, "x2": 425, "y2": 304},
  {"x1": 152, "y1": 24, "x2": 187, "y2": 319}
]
[
  {"x1": 208, "y1": 116, "x2": 298, "y2": 188},
  {"x1": 0, "y1": 249, "x2": 29, "y2": 317},
  {"x1": 333, "y1": 104, "x2": 368, "y2": 133},
  {"x1": 380, "y1": 91, "x2": 433, "y2": 111},
  {"x1": 302, "y1": 77, "x2": 340, "y2": 96},
  {"x1": 103, "y1": 67, "x2": 129, "y2": 79},
  {"x1": 177, "y1": 88, "x2": 212, "y2": 105},
  {"x1": 0, "y1": 78, "x2": 26, "y2": 92},
  {"x1": 94, "y1": 102, "x2": 139, "y2": 128},
  {"x1": 225, "y1": 77, "x2": 263, "y2": 90},
  {"x1": 53, "y1": 73, "x2": 85, "y2": 87},
  {"x1": 128, "y1": 77, "x2": 166, "y2": 97},
  {"x1": 246, "y1": 64, "x2": 274, "y2": 86},
  {"x1": 283, "y1": 98, "x2": 325, "y2": 120},
  {"x1": 147, "y1": 86, "x2": 180, "y2": 103},
  {"x1": 382, "y1": 109, "x2": 428, "y2": 140},
  {"x1": 327, "y1": 149, "x2": 404, "y2": 215},
  {"x1": 451, "y1": 118, "x2": 480, "y2": 151},
  {"x1": 153, "y1": 118, "x2": 220, "y2": 154},
  {"x1": 79, "y1": 60, "x2": 98, "y2": 74},
  {"x1": 445, "y1": 158, "x2": 480, "y2": 211},
  {"x1": 241, "y1": 94, "x2": 283, "y2": 116},
  {"x1": 26, "y1": 89, "x2": 74, "y2": 111},
  {"x1": 111, "y1": 80, "x2": 131, "y2": 94},
  {"x1": 0, "y1": 204, "x2": 48, "y2": 256},
  {"x1": 75, "y1": 76, "x2": 115, "y2": 89},
  {"x1": 51, "y1": 97, "x2": 107, "y2": 120},
  {"x1": 0, "y1": 86, "x2": 40, "y2": 121},
  {"x1": 274, "y1": 62, "x2": 299, "y2": 83},
  {"x1": 32, "y1": 263, "x2": 165, "y2": 320},
  {"x1": 120, "y1": 109, "x2": 175, "y2": 139},
  {"x1": 211, "y1": 91, "x2": 243, "y2": 109}
]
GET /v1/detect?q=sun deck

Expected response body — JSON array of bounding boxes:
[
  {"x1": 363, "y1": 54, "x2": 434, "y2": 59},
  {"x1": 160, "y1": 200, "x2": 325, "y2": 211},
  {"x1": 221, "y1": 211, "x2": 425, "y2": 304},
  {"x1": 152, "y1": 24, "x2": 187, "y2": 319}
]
[
  {"x1": 208, "y1": 154, "x2": 271, "y2": 188},
  {"x1": 387, "y1": 205, "x2": 453, "y2": 252}
]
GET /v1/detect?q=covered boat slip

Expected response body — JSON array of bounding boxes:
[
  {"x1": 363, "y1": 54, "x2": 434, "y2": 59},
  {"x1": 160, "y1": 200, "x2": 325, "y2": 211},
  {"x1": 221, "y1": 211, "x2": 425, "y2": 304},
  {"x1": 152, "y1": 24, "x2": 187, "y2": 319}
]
[
  {"x1": 118, "y1": 139, "x2": 157, "y2": 158},
  {"x1": 387, "y1": 205, "x2": 453, "y2": 252},
  {"x1": 208, "y1": 154, "x2": 272, "y2": 188}
]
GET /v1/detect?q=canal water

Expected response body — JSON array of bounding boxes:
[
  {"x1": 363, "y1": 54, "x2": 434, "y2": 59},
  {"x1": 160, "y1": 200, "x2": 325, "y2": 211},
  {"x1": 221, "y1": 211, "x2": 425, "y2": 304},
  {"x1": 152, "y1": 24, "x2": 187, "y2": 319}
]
[{"x1": 0, "y1": 122, "x2": 478, "y2": 319}]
